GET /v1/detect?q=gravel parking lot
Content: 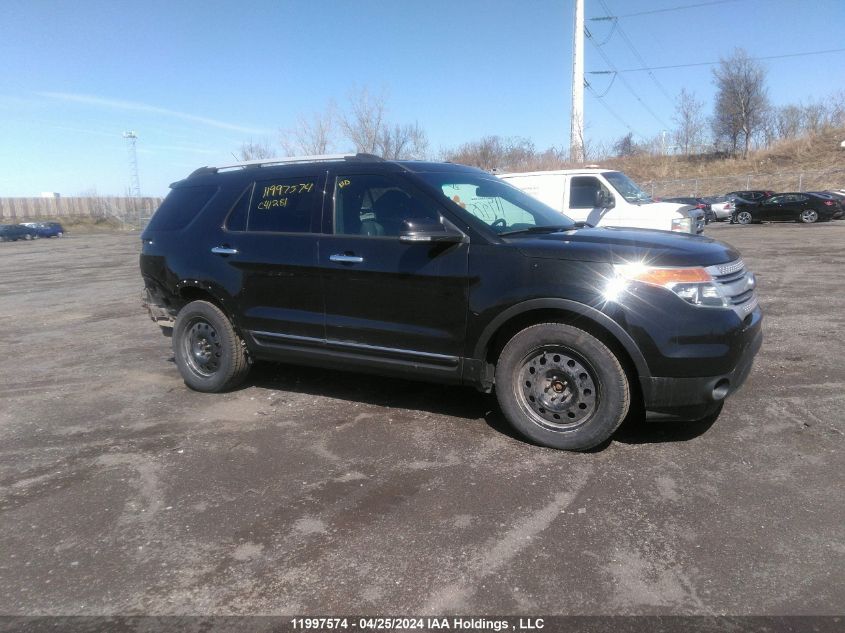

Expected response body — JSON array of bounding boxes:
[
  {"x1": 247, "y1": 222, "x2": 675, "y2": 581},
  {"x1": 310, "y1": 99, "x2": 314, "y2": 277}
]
[{"x1": 0, "y1": 222, "x2": 843, "y2": 616}]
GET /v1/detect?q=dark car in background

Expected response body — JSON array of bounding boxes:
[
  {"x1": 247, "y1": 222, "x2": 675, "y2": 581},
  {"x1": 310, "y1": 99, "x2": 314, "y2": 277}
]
[
  {"x1": 734, "y1": 192, "x2": 843, "y2": 224},
  {"x1": 662, "y1": 197, "x2": 716, "y2": 224},
  {"x1": 0, "y1": 224, "x2": 38, "y2": 241},
  {"x1": 726, "y1": 190, "x2": 775, "y2": 223},
  {"x1": 21, "y1": 222, "x2": 66, "y2": 238}
]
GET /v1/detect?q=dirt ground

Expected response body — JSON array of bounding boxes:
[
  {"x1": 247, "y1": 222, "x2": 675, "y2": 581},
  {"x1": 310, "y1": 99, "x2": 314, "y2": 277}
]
[{"x1": 0, "y1": 222, "x2": 843, "y2": 616}]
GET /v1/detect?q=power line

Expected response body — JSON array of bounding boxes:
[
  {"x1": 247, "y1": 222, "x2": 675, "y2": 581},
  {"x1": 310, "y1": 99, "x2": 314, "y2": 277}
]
[
  {"x1": 585, "y1": 81, "x2": 639, "y2": 137},
  {"x1": 586, "y1": 26, "x2": 671, "y2": 129},
  {"x1": 590, "y1": 0, "x2": 740, "y2": 20},
  {"x1": 588, "y1": 47, "x2": 845, "y2": 74},
  {"x1": 598, "y1": 0, "x2": 674, "y2": 103}
]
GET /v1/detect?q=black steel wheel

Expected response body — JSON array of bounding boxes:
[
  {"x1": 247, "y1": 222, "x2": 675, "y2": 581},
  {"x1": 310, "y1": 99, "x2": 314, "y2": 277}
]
[
  {"x1": 495, "y1": 323, "x2": 630, "y2": 451},
  {"x1": 181, "y1": 318, "x2": 223, "y2": 378},
  {"x1": 172, "y1": 300, "x2": 250, "y2": 392},
  {"x1": 517, "y1": 348, "x2": 598, "y2": 430}
]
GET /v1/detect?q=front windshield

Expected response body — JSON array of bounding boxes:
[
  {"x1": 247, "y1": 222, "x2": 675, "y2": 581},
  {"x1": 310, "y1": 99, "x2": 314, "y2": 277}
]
[
  {"x1": 604, "y1": 171, "x2": 653, "y2": 204},
  {"x1": 418, "y1": 172, "x2": 575, "y2": 234}
]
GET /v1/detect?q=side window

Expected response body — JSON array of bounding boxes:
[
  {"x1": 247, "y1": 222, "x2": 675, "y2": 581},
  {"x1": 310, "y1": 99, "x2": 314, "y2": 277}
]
[
  {"x1": 248, "y1": 177, "x2": 320, "y2": 233},
  {"x1": 443, "y1": 182, "x2": 534, "y2": 226},
  {"x1": 224, "y1": 186, "x2": 251, "y2": 232},
  {"x1": 147, "y1": 186, "x2": 217, "y2": 231},
  {"x1": 332, "y1": 174, "x2": 440, "y2": 237},
  {"x1": 570, "y1": 177, "x2": 606, "y2": 208}
]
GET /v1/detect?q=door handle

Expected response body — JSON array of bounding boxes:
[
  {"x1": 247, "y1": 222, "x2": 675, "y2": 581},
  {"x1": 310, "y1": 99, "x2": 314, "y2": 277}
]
[
  {"x1": 329, "y1": 254, "x2": 364, "y2": 264},
  {"x1": 211, "y1": 246, "x2": 238, "y2": 255}
]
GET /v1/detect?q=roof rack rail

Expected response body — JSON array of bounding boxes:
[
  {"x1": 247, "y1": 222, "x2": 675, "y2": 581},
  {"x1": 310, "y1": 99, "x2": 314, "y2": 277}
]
[{"x1": 191, "y1": 153, "x2": 386, "y2": 176}]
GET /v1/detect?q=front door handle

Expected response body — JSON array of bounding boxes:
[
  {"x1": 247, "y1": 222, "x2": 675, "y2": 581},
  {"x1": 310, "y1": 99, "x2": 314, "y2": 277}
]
[
  {"x1": 329, "y1": 254, "x2": 364, "y2": 264},
  {"x1": 211, "y1": 246, "x2": 238, "y2": 256}
]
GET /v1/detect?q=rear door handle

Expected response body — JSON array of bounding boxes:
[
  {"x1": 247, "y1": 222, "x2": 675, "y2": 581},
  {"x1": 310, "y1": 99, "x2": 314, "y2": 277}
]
[
  {"x1": 211, "y1": 246, "x2": 238, "y2": 256},
  {"x1": 329, "y1": 254, "x2": 364, "y2": 264}
]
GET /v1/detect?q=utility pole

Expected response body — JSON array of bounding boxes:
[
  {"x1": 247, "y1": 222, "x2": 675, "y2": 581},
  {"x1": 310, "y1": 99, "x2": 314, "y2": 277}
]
[
  {"x1": 123, "y1": 131, "x2": 141, "y2": 197},
  {"x1": 570, "y1": 0, "x2": 585, "y2": 163}
]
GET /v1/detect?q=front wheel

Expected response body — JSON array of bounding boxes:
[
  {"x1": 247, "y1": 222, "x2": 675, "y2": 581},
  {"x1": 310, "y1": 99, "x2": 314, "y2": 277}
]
[
  {"x1": 495, "y1": 323, "x2": 630, "y2": 451},
  {"x1": 800, "y1": 209, "x2": 818, "y2": 223},
  {"x1": 172, "y1": 300, "x2": 250, "y2": 392}
]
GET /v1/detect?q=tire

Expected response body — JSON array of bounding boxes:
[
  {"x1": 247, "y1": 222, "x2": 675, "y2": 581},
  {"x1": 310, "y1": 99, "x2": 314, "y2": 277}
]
[
  {"x1": 799, "y1": 209, "x2": 818, "y2": 223},
  {"x1": 24, "y1": 233, "x2": 32, "y2": 240},
  {"x1": 172, "y1": 300, "x2": 250, "y2": 392},
  {"x1": 736, "y1": 211, "x2": 753, "y2": 224},
  {"x1": 57, "y1": 232, "x2": 63, "y2": 238},
  {"x1": 495, "y1": 323, "x2": 630, "y2": 451}
]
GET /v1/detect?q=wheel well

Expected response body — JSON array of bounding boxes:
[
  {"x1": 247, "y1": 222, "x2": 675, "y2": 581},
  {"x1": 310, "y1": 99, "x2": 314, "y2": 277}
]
[
  {"x1": 178, "y1": 286, "x2": 224, "y2": 312},
  {"x1": 484, "y1": 308, "x2": 643, "y2": 405}
]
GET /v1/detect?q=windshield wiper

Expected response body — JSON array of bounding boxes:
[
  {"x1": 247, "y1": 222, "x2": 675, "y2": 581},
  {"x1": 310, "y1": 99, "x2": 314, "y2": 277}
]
[{"x1": 499, "y1": 224, "x2": 576, "y2": 237}]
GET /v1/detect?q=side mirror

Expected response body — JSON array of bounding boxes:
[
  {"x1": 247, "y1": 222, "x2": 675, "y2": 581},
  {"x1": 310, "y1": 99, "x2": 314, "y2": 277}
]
[
  {"x1": 594, "y1": 190, "x2": 615, "y2": 209},
  {"x1": 399, "y1": 219, "x2": 464, "y2": 244}
]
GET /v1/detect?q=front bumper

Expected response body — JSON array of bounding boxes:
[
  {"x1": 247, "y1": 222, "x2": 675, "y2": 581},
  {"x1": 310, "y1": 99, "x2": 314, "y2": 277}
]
[{"x1": 641, "y1": 308, "x2": 763, "y2": 420}]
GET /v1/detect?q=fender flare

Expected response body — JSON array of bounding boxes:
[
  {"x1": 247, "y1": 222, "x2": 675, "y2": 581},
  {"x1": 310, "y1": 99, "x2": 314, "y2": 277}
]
[{"x1": 472, "y1": 298, "x2": 652, "y2": 382}]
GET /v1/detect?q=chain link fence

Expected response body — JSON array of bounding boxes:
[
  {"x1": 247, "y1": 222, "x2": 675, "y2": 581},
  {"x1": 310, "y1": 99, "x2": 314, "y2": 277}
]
[
  {"x1": 0, "y1": 196, "x2": 161, "y2": 230},
  {"x1": 642, "y1": 168, "x2": 845, "y2": 199}
]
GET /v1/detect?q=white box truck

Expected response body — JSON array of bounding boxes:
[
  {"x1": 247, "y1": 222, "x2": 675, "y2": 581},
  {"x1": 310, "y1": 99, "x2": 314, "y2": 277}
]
[{"x1": 497, "y1": 168, "x2": 705, "y2": 234}]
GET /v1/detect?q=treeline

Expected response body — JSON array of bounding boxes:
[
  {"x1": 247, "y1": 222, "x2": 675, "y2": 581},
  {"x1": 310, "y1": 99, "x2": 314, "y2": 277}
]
[{"x1": 240, "y1": 49, "x2": 845, "y2": 171}]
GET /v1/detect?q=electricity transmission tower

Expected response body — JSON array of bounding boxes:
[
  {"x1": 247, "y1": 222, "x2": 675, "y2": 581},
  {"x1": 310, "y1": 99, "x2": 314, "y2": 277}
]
[{"x1": 123, "y1": 131, "x2": 141, "y2": 197}]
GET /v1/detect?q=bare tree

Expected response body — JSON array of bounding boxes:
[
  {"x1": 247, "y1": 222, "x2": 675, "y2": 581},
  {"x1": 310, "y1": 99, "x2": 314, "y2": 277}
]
[
  {"x1": 673, "y1": 88, "x2": 705, "y2": 155},
  {"x1": 281, "y1": 103, "x2": 336, "y2": 156},
  {"x1": 613, "y1": 132, "x2": 638, "y2": 157},
  {"x1": 340, "y1": 87, "x2": 388, "y2": 154},
  {"x1": 379, "y1": 122, "x2": 429, "y2": 160},
  {"x1": 238, "y1": 139, "x2": 274, "y2": 161},
  {"x1": 338, "y1": 88, "x2": 429, "y2": 159},
  {"x1": 775, "y1": 104, "x2": 803, "y2": 139},
  {"x1": 711, "y1": 49, "x2": 769, "y2": 158},
  {"x1": 443, "y1": 136, "x2": 538, "y2": 172}
]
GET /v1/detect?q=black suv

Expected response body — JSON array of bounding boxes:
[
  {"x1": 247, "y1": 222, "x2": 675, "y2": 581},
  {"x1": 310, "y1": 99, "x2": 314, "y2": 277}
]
[{"x1": 140, "y1": 155, "x2": 762, "y2": 451}]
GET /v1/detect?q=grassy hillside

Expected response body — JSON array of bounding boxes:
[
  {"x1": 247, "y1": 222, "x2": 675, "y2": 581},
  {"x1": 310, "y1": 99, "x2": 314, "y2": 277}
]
[{"x1": 598, "y1": 128, "x2": 845, "y2": 197}]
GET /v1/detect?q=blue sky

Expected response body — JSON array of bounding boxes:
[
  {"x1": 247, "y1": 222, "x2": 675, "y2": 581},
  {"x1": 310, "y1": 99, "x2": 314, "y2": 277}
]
[{"x1": 1, "y1": 0, "x2": 843, "y2": 197}]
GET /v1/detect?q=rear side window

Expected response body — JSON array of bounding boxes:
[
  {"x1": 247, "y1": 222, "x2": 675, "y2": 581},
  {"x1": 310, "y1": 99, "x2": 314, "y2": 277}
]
[
  {"x1": 147, "y1": 186, "x2": 217, "y2": 231},
  {"x1": 248, "y1": 177, "x2": 320, "y2": 233}
]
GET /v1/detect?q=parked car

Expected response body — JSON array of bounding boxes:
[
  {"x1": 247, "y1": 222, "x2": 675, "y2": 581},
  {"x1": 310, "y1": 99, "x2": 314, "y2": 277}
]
[
  {"x1": 0, "y1": 224, "x2": 37, "y2": 241},
  {"x1": 817, "y1": 191, "x2": 845, "y2": 217},
  {"x1": 702, "y1": 196, "x2": 735, "y2": 221},
  {"x1": 140, "y1": 154, "x2": 762, "y2": 451},
  {"x1": 734, "y1": 192, "x2": 843, "y2": 224},
  {"x1": 662, "y1": 197, "x2": 716, "y2": 224},
  {"x1": 497, "y1": 169, "x2": 705, "y2": 234},
  {"x1": 726, "y1": 191, "x2": 774, "y2": 223},
  {"x1": 21, "y1": 222, "x2": 65, "y2": 237}
]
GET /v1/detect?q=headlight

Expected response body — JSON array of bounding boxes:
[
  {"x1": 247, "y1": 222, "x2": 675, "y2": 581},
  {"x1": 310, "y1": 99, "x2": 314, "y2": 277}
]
[
  {"x1": 608, "y1": 263, "x2": 729, "y2": 307},
  {"x1": 671, "y1": 217, "x2": 692, "y2": 233}
]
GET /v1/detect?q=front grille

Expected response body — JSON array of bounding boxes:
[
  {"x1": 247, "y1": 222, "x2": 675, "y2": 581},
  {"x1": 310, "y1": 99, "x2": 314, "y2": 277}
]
[{"x1": 706, "y1": 259, "x2": 758, "y2": 317}]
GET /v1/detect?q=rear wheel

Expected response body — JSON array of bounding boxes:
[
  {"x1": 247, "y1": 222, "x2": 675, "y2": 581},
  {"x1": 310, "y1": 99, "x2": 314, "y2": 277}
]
[
  {"x1": 736, "y1": 211, "x2": 753, "y2": 224},
  {"x1": 495, "y1": 323, "x2": 630, "y2": 451},
  {"x1": 800, "y1": 209, "x2": 818, "y2": 223},
  {"x1": 172, "y1": 300, "x2": 250, "y2": 392}
]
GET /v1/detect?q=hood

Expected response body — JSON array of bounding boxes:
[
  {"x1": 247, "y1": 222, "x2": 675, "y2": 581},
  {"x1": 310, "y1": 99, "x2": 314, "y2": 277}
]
[
  {"x1": 648, "y1": 201, "x2": 697, "y2": 215},
  {"x1": 509, "y1": 226, "x2": 740, "y2": 267}
]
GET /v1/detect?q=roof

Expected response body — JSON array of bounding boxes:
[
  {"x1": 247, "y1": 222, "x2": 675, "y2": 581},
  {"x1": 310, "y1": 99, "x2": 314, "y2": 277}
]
[
  {"x1": 497, "y1": 168, "x2": 616, "y2": 178},
  {"x1": 175, "y1": 154, "x2": 483, "y2": 188}
]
